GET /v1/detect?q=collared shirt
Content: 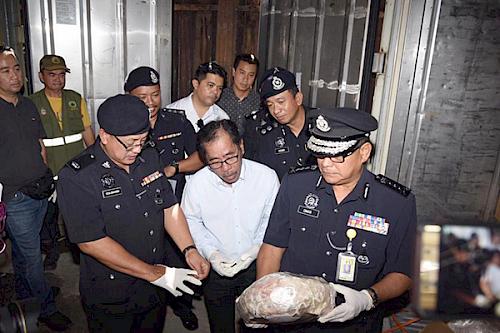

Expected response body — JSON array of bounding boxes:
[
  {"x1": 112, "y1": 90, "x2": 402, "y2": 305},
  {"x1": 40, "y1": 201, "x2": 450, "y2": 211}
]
[
  {"x1": 217, "y1": 87, "x2": 260, "y2": 135},
  {"x1": 264, "y1": 167, "x2": 417, "y2": 290},
  {"x1": 0, "y1": 96, "x2": 47, "y2": 201},
  {"x1": 181, "y1": 159, "x2": 280, "y2": 260},
  {"x1": 57, "y1": 142, "x2": 177, "y2": 310},
  {"x1": 167, "y1": 93, "x2": 229, "y2": 132}
]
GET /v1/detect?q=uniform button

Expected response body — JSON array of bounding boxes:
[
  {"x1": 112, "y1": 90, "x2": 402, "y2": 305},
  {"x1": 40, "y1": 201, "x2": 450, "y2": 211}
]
[
  {"x1": 301, "y1": 227, "x2": 306, "y2": 232},
  {"x1": 130, "y1": 178, "x2": 134, "y2": 181},
  {"x1": 296, "y1": 144, "x2": 300, "y2": 148},
  {"x1": 144, "y1": 212, "x2": 149, "y2": 217},
  {"x1": 115, "y1": 204, "x2": 121, "y2": 209},
  {"x1": 326, "y1": 251, "x2": 332, "y2": 256},
  {"x1": 321, "y1": 273, "x2": 327, "y2": 278},
  {"x1": 109, "y1": 274, "x2": 115, "y2": 280},
  {"x1": 282, "y1": 161, "x2": 287, "y2": 164},
  {"x1": 333, "y1": 208, "x2": 339, "y2": 213},
  {"x1": 149, "y1": 230, "x2": 154, "y2": 236},
  {"x1": 152, "y1": 247, "x2": 157, "y2": 253}
]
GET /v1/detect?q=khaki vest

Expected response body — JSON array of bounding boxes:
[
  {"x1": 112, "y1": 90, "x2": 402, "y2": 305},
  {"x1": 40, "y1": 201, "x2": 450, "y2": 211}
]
[{"x1": 30, "y1": 89, "x2": 86, "y2": 173}]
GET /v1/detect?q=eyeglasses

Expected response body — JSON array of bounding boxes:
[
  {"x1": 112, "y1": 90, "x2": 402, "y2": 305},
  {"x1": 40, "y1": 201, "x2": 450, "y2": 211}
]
[
  {"x1": 208, "y1": 153, "x2": 240, "y2": 169},
  {"x1": 114, "y1": 135, "x2": 148, "y2": 152}
]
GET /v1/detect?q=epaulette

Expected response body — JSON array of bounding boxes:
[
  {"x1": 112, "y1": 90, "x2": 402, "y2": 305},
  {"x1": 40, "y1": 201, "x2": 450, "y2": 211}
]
[
  {"x1": 162, "y1": 108, "x2": 186, "y2": 117},
  {"x1": 375, "y1": 174, "x2": 411, "y2": 197},
  {"x1": 67, "y1": 153, "x2": 96, "y2": 172},
  {"x1": 289, "y1": 164, "x2": 318, "y2": 174}
]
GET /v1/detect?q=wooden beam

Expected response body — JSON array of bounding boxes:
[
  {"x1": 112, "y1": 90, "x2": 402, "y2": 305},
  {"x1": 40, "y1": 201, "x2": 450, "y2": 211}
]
[{"x1": 215, "y1": 0, "x2": 236, "y2": 72}]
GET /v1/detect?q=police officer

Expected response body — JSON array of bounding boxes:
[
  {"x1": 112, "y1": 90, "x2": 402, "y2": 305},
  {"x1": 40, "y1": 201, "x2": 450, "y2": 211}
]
[
  {"x1": 57, "y1": 94, "x2": 210, "y2": 332},
  {"x1": 257, "y1": 108, "x2": 417, "y2": 332},
  {"x1": 244, "y1": 67, "x2": 313, "y2": 180},
  {"x1": 124, "y1": 66, "x2": 204, "y2": 330}
]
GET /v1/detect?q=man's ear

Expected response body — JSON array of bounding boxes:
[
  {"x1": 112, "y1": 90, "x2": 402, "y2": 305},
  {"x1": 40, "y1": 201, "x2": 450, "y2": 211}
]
[
  {"x1": 239, "y1": 138, "x2": 245, "y2": 156},
  {"x1": 99, "y1": 128, "x2": 110, "y2": 144},
  {"x1": 359, "y1": 142, "x2": 373, "y2": 163},
  {"x1": 38, "y1": 72, "x2": 44, "y2": 84},
  {"x1": 192, "y1": 79, "x2": 199, "y2": 90},
  {"x1": 294, "y1": 91, "x2": 304, "y2": 106}
]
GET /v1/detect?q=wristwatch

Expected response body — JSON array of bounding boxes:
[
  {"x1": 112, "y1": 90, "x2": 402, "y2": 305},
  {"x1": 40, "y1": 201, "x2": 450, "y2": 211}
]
[
  {"x1": 182, "y1": 244, "x2": 197, "y2": 256},
  {"x1": 169, "y1": 161, "x2": 180, "y2": 176},
  {"x1": 364, "y1": 287, "x2": 379, "y2": 308}
]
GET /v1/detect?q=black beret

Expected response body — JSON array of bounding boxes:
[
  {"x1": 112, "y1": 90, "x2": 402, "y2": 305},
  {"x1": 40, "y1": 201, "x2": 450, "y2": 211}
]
[
  {"x1": 124, "y1": 66, "x2": 160, "y2": 92},
  {"x1": 259, "y1": 67, "x2": 297, "y2": 100},
  {"x1": 97, "y1": 94, "x2": 150, "y2": 136},
  {"x1": 307, "y1": 107, "x2": 378, "y2": 156}
]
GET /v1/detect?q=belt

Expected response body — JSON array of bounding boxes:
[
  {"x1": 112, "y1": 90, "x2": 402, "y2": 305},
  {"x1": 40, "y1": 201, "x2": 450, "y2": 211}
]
[{"x1": 43, "y1": 133, "x2": 83, "y2": 147}]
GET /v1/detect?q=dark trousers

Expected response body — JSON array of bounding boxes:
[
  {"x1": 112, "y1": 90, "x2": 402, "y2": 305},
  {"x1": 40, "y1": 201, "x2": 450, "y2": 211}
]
[
  {"x1": 40, "y1": 200, "x2": 60, "y2": 253},
  {"x1": 203, "y1": 261, "x2": 257, "y2": 333},
  {"x1": 164, "y1": 236, "x2": 194, "y2": 314},
  {"x1": 83, "y1": 302, "x2": 166, "y2": 333}
]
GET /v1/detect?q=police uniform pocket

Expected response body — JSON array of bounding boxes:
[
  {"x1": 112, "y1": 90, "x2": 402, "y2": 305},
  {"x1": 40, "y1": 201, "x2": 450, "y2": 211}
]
[{"x1": 89, "y1": 273, "x2": 134, "y2": 305}]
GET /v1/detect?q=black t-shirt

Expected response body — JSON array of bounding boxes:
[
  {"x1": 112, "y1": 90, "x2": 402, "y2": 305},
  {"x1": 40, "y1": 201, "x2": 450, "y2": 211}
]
[{"x1": 0, "y1": 96, "x2": 47, "y2": 201}]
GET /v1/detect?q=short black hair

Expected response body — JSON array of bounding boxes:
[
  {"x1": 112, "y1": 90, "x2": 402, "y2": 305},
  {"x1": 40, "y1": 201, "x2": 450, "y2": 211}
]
[
  {"x1": 0, "y1": 45, "x2": 16, "y2": 57},
  {"x1": 193, "y1": 61, "x2": 227, "y2": 88},
  {"x1": 197, "y1": 119, "x2": 241, "y2": 164},
  {"x1": 233, "y1": 53, "x2": 259, "y2": 71}
]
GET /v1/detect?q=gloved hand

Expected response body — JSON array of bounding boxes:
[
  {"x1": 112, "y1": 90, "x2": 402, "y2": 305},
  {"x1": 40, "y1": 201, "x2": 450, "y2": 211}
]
[
  {"x1": 318, "y1": 283, "x2": 373, "y2": 323},
  {"x1": 48, "y1": 190, "x2": 57, "y2": 203},
  {"x1": 474, "y1": 294, "x2": 492, "y2": 308},
  {"x1": 209, "y1": 251, "x2": 237, "y2": 277},
  {"x1": 150, "y1": 265, "x2": 201, "y2": 297},
  {"x1": 227, "y1": 245, "x2": 260, "y2": 276}
]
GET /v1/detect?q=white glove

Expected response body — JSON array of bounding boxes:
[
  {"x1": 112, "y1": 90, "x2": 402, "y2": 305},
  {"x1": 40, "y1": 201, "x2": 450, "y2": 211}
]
[
  {"x1": 318, "y1": 283, "x2": 373, "y2": 323},
  {"x1": 474, "y1": 294, "x2": 492, "y2": 308},
  {"x1": 209, "y1": 251, "x2": 237, "y2": 277},
  {"x1": 48, "y1": 190, "x2": 57, "y2": 203},
  {"x1": 150, "y1": 265, "x2": 201, "y2": 297}
]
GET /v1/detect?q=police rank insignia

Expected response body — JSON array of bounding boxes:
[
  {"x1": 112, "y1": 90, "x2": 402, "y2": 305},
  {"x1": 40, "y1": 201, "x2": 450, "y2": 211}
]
[
  {"x1": 316, "y1": 115, "x2": 331, "y2": 132},
  {"x1": 297, "y1": 193, "x2": 320, "y2": 218},
  {"x1": 150, "y1": 70, "x2": 159, "y2": 83},
  {"x1": 102, "y1": 161, "x2": 111, "y2": 169},
  {"x1": 141, "y1": 170, "x2": 163, "y2": 186},
  {"x1": 100, "y1": 174, "x2": 115, "y2": 188},
  {"x1": 272, "y1": 76, "x2": 285, "y2": 90},
  {"x1": 347, "y1": 212, "x2": 389, "y2": 235}
]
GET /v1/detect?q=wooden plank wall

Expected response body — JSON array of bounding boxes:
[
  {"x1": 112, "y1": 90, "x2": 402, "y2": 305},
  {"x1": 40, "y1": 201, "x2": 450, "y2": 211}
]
[{"x1": 172, "y1": 0, "x2": 260, "y2": 101}]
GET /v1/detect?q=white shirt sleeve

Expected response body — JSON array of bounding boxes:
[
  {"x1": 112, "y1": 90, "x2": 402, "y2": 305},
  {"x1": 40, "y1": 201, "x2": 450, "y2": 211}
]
[{"x1": 253, "y1": 170, "x2": 280, "y2": 246}]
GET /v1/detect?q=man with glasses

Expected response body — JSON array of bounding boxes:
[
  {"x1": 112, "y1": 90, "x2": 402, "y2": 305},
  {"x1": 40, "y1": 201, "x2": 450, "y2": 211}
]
[
  {"x1": 57, "y1": 94, "x2": 210, "y2": 332},
  {"x1": 182, "y1": 119, "x2": 280, "y2": 332},
  {"x1": 125, "y1": 66, "x2": 204, "y2": 330},
  {"x1": 167, "y1": 61, "x2": 229, "y2": 132},
  {"x1": 30, "y1": 54, "x2": 96, "y2": 270},
  {"x1": 245, "y1": 67, "x2": 314, "y2": 180},
  {"x1": 257, "y1": 108, "x2": 417, "y2": 332},
  {"x1": 0, "y1": 46, "x2": 72, "y2": 331}
]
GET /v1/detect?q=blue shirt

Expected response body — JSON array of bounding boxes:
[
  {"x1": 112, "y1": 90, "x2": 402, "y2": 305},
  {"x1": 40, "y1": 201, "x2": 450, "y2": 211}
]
[{"x1": 181, "y1": 158, "x2": 280, "y2": 260}]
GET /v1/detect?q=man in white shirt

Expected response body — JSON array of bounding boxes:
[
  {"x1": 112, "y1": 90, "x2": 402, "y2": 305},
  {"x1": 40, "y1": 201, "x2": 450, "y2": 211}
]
[
  {"x1": 167, "y1": 62, "x2": 229, "y2": 132},
  {"x1": 181, "y1": 119, "x2": 279, "y2": 333}
]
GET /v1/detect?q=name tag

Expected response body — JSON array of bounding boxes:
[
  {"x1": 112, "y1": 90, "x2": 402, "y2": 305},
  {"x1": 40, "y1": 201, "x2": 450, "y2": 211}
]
[
  {"x1": 347, "y1": 212, "x2": 389, "y2": 235},
  {"x1": 297, "y1": 205, "x2": 320, "y2": 218},
  {"x1": 275, "y1": 147, "x2": 290, "y2": 154},
  {"x1": 102, "y1": 187, "x2": 122, "y2": 199}
]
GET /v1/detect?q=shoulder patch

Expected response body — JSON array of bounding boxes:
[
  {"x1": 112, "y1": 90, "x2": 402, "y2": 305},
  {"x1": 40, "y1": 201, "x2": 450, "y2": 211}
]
[
  {"x1": 375, "y1": 174, "x2": 411, "y2": 197},
  {"x1": 289, "y1": 164, "x2": 318, "y2": 174},
  {"x1": 67, "y1": 153, "x2": 96, "y2": 172}
]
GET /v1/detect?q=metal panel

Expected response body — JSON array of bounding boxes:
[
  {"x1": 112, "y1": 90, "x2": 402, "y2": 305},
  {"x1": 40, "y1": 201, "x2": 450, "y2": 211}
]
[
  {"x1": 26, "y1": 0, "x2": 173, "y2": 129},
  {"x1": 259, "y1": 0, "x2": 371, "y2": 109}
]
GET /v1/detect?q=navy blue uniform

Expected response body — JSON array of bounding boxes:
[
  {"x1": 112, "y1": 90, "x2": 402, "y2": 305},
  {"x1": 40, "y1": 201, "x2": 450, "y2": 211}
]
[
  {"x1": 151, "y1": 108, "x2": 197, "y2": 200},
  {"x1": 57, "y1": 142, "x2": 177, "y2": 314},
  {"x1": 249, "y1": 119, "x2": 312, "y2": 180},
  {"x1": 263, "y1": 167, "x2": 417, "y2": 332}
]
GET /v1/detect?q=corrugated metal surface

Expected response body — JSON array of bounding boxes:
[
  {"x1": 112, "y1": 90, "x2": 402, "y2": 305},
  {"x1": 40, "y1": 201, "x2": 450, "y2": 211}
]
[
  {"x1": 258, "y1": 0, "x2": 371, "y2": 108},
  {"x1": 412, "y1": 0, "x2": 500, "y2": 222},
  {"x1": 26, "y1": 0, "x2": 172, "y2": 129}
]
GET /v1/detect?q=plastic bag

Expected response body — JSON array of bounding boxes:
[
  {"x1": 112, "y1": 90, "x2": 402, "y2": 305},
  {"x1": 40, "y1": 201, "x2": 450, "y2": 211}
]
[{"x1": 236, "y1": 272, "x2": 336, "y2": 325}]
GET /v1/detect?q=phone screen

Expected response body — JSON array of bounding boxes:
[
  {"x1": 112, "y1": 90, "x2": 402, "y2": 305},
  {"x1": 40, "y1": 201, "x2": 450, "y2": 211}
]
[{"x1": 413, "y1": 223, "x2": 500, "y2": 319}]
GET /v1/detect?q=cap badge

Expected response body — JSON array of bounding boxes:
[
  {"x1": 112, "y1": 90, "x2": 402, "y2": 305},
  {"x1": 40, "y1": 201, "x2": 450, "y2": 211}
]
[
  {"x1": 272, "y1": 76, "x2": 285, "y2": 90},
  {"x1": 51, "y1": 57, "x2": 61, "y2": 64},
  {"x1": 150, "y1": 70, "x2": 158, "y2": 84},
  {"x1": 316, "y1": 115, "x2": 331, "y2": 132},
  {"x1": 304, "y1": 193, "x2": 319, "y2": 209}
]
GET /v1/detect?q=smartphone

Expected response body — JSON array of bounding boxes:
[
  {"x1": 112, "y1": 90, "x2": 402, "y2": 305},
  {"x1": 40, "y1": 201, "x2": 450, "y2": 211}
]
[{"x1": 413, "y1": 222, "x2": 500, "y2": 319}]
